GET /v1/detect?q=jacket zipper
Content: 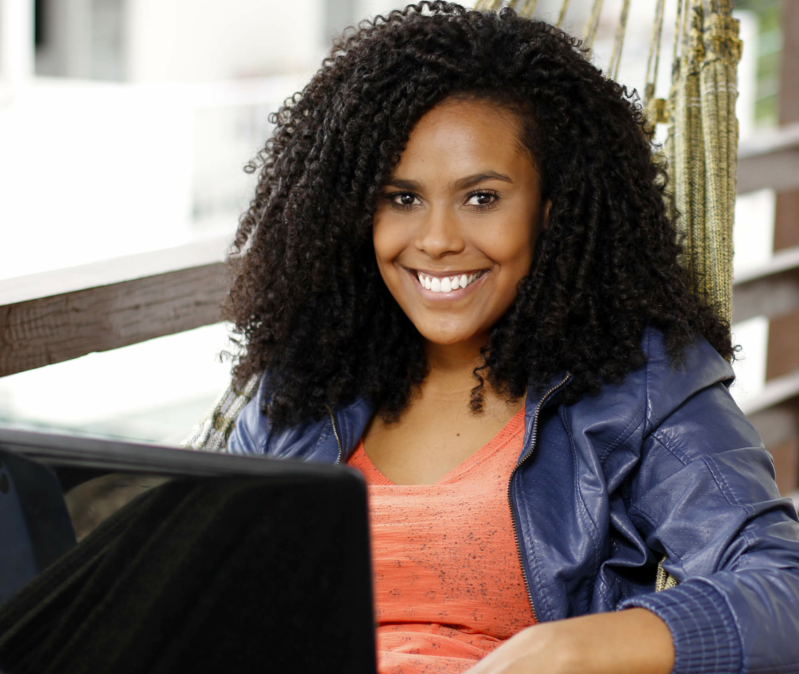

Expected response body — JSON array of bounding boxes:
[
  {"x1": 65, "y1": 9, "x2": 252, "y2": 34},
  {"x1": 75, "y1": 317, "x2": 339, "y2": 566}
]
[
  {"x1": 330, "y1": 375, "x2": 569, "y2": 621},
  {"x1": 328, "y1": 408, "x2": 344, "y2": 465},
  {"x1": 507, "y1": 373, "x2": 572, "y2": 624}
]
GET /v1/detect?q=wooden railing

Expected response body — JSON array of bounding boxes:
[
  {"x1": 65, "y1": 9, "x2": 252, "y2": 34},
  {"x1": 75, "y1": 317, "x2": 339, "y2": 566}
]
[
  {"x1": 4, "y1": 243, "x2": 798, "y2": 367},
  {"x1": 734, "y1": 123, "x2": 799, "y2": 497},
  {"x1": 0, "y1": 236, "x2": 229, "y2": 378},
  {"x1": 2, "y1": 123, "x2": 798, "y2": 375},
  {"x1": 1, "y1": 123, "x2": 799, "y2": 494},
  {"x1": 737, "y1": 122, "x2": 799, "y2": 195}
]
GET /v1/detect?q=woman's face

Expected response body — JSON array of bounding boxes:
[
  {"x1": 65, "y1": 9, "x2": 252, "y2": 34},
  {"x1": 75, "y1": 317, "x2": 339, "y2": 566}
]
[{"x1": 373, "y1": 98, "x2": 548, "y2": 348}]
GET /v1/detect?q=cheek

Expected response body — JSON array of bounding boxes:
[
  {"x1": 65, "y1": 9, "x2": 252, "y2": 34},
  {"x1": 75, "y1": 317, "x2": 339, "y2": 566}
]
[
  {"x1": 372, "y1": 217, "x2": 407, "y2": 275},
  {"x1": 482, "y1": 220, "x2": 536, "y2": 275}
]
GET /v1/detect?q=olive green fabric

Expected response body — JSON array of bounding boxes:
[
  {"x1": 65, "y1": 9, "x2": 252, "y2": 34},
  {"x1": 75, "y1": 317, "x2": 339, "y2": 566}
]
[
  {"x1": 667, "y1": 0, "x2": 741, "y2": 325},
  {"x1": 182, "y1": 374, "x2": 260, "y2": 452}
]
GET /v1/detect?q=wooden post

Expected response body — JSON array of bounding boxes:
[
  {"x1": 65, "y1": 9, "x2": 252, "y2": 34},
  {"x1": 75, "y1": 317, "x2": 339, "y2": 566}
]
[
  {"x1": 762, "y1": 0, "x2": 799, "y2": 493},
  {"x1": 774, "y1": 0, "x2": 799, "y2": 250}
]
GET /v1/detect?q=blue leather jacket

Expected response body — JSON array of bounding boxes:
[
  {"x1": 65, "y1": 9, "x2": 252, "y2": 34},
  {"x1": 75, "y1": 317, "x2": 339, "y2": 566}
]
[{"x1": 228, "y1": 327, "x2": 799, "y2": 674}]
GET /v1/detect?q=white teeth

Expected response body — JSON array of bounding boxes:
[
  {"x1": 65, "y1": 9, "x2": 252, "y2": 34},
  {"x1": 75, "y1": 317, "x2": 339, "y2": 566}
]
[{"x1": 416, "y1": 270, "x2": 484, "y2": 293}]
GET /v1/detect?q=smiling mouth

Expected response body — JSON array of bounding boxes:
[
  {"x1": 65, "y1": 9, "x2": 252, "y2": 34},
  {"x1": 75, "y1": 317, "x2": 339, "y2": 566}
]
[{"x1": 414, "y1": 270, "x2": 486, "y2": 294}]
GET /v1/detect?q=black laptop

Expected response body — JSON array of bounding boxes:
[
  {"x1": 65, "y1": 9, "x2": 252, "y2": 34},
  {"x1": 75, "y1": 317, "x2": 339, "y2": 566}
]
[{"x1": 0, "y1": 426, "x2": 377, "y2": 674}]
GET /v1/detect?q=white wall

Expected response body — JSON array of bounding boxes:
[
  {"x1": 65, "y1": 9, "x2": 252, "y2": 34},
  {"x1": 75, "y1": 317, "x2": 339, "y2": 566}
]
[
  {"x1": 0, "y1": 0, "x2": 327, "y2": 441},
  {"x1": 0, "y1": 0, "x2": 778, "y2": 440},
  {"x1": 0, "y1": 80, "x2": 194, "y2": 279},
  {"x1": 126, "y1": 0, "x2": 326, "y2": 83}
]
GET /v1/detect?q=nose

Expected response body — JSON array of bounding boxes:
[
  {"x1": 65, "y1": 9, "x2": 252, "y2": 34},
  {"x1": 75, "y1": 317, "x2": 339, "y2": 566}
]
[{"x1": 414, "y1": 205, "x2": 466, "y2": 258}]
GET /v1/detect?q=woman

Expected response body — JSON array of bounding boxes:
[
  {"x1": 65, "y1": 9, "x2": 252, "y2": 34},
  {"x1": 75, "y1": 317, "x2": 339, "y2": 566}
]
[{"x1": 224, "y1": 3, "x2": 799, "y2": 673}]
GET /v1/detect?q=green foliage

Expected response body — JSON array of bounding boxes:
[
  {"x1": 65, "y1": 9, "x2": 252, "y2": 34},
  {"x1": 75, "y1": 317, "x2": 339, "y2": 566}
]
[{"x1": 735, "y1": 0, "x2": 782, "y2": 126}]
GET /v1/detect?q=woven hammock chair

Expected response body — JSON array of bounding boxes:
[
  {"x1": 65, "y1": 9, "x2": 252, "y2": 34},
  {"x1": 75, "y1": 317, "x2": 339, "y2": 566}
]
[{"x1": 184, "y1": 0, "x2": 742, "y2": 481}]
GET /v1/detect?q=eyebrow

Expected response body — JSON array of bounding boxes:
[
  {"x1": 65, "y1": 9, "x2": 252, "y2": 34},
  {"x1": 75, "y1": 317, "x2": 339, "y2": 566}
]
[{"x1": 385, "y1": 171, "x2": 514, "y2": 192}]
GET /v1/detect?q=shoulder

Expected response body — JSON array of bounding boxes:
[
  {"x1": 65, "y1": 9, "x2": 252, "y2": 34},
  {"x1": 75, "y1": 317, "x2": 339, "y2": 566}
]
[
  {"x1": 226, "y1": 374, "x2": 367, "y2": 462},
  {"x1": 227, "y1": 374, "x2": 320, "y2": 457},
  {"x1": 607, "y1": 328, "x2": 770, "y2": 507},
  {"x1": 559, "y1": 326, "x2": 737, "y2": 465}
]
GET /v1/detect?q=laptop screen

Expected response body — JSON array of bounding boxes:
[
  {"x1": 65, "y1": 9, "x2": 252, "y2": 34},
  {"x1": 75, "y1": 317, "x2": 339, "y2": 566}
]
[{"x1": 0, "y1": 427, "x2": 377, "y2": 673}]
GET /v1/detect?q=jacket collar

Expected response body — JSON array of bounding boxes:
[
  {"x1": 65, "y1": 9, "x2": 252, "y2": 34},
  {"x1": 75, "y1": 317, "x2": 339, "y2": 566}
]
[
  {"x1": 334, "y1": 397, "x2": 375, "y2": 463},
  {"x1": 520, "y1": 371, "x2": 573, "y2": 463},
  {"x1": 282, "y1": 326, "x2": 731, "y2": 465},
  {"x1": 333, "y1": 371, "x2": 573, "y2": 466}
]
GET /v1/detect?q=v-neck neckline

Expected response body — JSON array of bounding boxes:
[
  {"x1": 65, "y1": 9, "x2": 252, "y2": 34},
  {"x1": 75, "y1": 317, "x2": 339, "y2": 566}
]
[{"x1": 352, "y1": 407, "x2": 526, "y2": 486}]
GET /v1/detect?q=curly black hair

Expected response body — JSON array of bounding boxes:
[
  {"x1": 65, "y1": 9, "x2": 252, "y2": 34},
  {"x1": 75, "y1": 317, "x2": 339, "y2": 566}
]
[{"x1": 222, "y1": 1, "x2": 733, "y2": 428}]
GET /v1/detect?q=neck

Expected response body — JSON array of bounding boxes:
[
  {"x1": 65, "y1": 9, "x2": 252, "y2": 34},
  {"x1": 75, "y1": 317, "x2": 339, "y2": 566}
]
[{"x1": 423, "y1": 334, "x2": 490, "y2": 401}]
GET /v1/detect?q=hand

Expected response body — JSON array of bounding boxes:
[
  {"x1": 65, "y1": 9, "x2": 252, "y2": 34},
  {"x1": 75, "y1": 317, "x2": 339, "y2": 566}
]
[
  {"x1": 464, "y1": 619, "x2": 583, "y2": 674},
  {"x1": 464, "y1": 608, "x2": 674, "y2": 674}
]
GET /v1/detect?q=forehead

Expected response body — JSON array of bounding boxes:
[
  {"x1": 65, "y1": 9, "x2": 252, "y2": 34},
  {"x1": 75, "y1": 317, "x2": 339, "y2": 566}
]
[{"x1": 393, "y1": 98, "x2": 530, "y2": 178}]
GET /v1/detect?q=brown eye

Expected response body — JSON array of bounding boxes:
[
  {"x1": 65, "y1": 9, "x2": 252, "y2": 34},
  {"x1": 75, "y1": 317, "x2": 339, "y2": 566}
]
[
  {"x1": 386, "y1": 192, "x2": 420, "y2": 210},
  {"x1": 394, "y1": 193, "x2": 417, "y2": 206},
  {"x1": 466, "y1": 191, "x2": 498, "y2": 208}
]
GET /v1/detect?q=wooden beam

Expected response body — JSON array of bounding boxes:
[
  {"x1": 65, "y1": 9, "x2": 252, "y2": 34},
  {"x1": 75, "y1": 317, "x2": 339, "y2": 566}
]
[
  {"x1": 780, "y1": 0, "x2": 799, "y2": 126},
  {"x1": 775, "y1": 190, "x2": 799, "y2": 250},
  {"x1": 747, "y1": 398, "x2": 799, "y2": 496},
  {"x1": 732, "y1": 246, "x2": 799, "y2": 322},
  {"x1": 759, "y1": 0, "x2": 799, "y2": 495},
  {"x1": 747, "y1": 400, "x2": 799, "y2": 451},
  {"x1": 739, "y1": 368, "x2": 799, "y2": 417},
  {"x1": 2, "y1": 244, "x2": 798, "y2": 377},
  {"x1": 767, "y1": 310, "x2": 799, "y2": 380},
  {"x1": 732, "y1": 267, "x2": 799, "y2": 323},
  {"x1": 737, "y1": 123, "x2": 799, "y2": 195},
  {"x1": 0, "y1": 263, "x2": 228, "y2": 377},
  {"x1": 774, "y1": 0, "x2": 799, "y2": 258}
]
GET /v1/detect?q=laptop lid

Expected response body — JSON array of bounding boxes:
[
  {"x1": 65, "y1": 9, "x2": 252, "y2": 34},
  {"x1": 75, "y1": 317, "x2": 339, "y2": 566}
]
[{"x1": 0, "y1": 426, "x2": 377, "y2": 674}]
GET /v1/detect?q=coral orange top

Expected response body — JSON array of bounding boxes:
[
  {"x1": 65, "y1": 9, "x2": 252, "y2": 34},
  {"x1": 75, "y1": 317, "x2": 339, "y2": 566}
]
[{"x1": 347, "y1": 408, "x2": 536, "y2": 674}]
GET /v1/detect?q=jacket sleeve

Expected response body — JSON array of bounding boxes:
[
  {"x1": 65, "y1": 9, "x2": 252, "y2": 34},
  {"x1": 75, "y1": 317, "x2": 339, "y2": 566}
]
[{"x1": 619, "y1": 381, "x2": 799, "y2": 674}]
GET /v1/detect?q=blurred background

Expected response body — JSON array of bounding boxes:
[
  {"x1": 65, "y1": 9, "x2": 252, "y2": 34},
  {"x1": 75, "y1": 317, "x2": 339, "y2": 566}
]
[{"x1": 0, "y1": 0, "x2": 796, "y2": 496}]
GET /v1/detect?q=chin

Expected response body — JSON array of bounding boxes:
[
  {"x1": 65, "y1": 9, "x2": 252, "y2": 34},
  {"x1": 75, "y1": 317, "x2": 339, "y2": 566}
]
[
  {"x1": 415, "y1": 323, "x2": 483, "y2": 347},
  {"x1": 424, "y1": 334, "x2": 471, "y2": 346}
]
